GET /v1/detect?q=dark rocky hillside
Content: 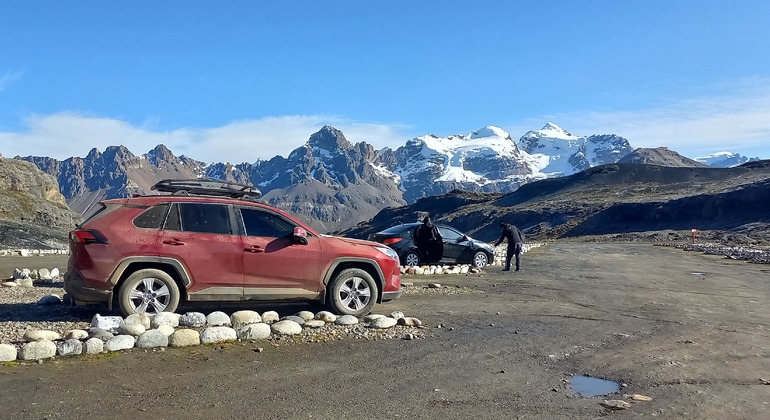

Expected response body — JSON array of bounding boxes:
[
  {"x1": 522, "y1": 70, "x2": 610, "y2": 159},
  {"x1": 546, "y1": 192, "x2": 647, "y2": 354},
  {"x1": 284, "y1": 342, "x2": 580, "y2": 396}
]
[{"x1": 340, "y1": 160, "x2": 770, "y2": 246}]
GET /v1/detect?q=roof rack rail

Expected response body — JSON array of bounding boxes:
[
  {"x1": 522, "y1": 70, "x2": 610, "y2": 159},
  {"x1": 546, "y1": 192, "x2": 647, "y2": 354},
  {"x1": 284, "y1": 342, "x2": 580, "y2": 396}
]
[{"x1": 151, "y1": 179, "x2": 262, "y2": 199}]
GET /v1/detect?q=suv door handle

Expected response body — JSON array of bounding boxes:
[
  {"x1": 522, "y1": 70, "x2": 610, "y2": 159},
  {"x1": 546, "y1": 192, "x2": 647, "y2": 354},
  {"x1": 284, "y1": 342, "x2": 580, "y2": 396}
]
[
  {"x1": 162, "y1": 239, "x2": 186, "y2": 246},
  {"x1": 244, "y1": 245, "x2": 264, "y2": 253}
]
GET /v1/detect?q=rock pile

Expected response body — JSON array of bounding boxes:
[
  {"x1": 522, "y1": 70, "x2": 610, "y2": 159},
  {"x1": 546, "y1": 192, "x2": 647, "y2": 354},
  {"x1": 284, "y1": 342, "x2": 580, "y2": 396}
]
[
  {"x1": 1, "y1": 266, "x2": 62, "y2": 288},
  {"x1": 0, "y1": 309, "x2": 424, "y2": 363},
  {"x1": 659, "y1": 243, "x2": 770, "y2": 264},
  {"x1": 0, "y1": 249, "x2": 68, "y2": 256}
]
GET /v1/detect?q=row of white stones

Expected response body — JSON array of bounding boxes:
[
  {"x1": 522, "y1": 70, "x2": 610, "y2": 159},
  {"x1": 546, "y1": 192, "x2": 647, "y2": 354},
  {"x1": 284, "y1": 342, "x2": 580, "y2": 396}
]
[{"x1": 0, "y1": 310, "x2": 422, "y2": 363}]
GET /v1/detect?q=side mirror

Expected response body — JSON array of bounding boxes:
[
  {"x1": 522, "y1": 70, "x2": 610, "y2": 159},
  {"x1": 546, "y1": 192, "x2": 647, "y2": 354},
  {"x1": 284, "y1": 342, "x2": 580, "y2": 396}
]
[
  {"x1": 459, "y1": 235, "x2": 468, "y2": 242},
  {"x1": 293, "y1": 227, "x2": 309, "y2": 245}
]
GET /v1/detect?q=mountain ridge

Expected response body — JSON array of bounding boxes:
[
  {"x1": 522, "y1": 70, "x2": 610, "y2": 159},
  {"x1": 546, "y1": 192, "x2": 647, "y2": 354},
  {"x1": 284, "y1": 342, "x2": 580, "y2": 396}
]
[{"x1": 14, "y1": 123, "x2": 755, "y2": 232}]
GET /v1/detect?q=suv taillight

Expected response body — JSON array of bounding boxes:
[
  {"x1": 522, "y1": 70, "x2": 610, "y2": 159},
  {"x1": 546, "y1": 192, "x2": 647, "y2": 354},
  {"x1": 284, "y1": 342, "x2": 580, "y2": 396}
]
[
  {"x1": 70, "y1": 229, "x2": 109, "y2": 244},
  {"x1": 383, "y1": 237, "x2": 402, "y2": 245}
]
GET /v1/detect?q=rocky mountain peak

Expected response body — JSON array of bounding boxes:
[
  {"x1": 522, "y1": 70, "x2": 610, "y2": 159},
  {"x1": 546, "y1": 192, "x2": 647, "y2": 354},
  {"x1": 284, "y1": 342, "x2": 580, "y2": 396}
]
[
  {"x1": 541, "y1": 122, "x2": 571, "y2": 135},
  {"x1": 85, "y1": 147, "x2": 102, "y2": 161},
  {"x1": 307, "y1": 125, "x2": 352, "y2": 152},
  {"x1": 146, "y1": 144, "x2": 178, "y2": 166}
]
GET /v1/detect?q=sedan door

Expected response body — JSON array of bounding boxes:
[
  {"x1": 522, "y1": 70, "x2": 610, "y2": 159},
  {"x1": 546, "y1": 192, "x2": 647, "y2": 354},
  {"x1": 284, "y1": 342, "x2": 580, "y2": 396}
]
[{"x1": 437, "y1": 226, "x2": 465, "y2": 263}]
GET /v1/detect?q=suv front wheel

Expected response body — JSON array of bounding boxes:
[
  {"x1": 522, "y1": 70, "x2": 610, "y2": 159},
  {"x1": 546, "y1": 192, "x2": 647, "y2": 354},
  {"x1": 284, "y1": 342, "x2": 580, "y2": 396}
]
[
  {"x1": 328, "y1": 268, "x2": 378, "y2": 317},
  {"x1": 118, "y1": 269, "x2": 181, "y2": 316}
]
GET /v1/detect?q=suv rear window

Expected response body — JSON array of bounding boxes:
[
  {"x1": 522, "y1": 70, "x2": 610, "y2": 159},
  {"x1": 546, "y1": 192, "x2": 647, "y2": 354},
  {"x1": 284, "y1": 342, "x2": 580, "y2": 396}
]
[
  {"x1": 133, "y1": 203, "x2": 169, "y2": 229},
  {"x1": 81, "y1": 202, "x2": 124, "y2": 225}
]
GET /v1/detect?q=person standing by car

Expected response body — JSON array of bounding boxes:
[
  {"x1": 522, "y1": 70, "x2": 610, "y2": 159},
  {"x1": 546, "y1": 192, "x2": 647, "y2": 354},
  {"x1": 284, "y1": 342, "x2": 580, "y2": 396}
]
[
  {"x1": 414, "y1": 216, "x2": 443, "y2": 263},
  {"x1": 494, "y1": 222, "x2": 524, "y2": 271}
]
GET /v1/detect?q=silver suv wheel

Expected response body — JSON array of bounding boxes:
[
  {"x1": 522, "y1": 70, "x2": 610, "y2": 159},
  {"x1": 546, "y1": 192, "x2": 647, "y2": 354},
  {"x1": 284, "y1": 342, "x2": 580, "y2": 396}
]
[
  {"x1": 328, "y1": 268, "x2": 377, "y2": 316},
  {"x1": 119, "y1": 269, "x2": 180, "y2": 316}
]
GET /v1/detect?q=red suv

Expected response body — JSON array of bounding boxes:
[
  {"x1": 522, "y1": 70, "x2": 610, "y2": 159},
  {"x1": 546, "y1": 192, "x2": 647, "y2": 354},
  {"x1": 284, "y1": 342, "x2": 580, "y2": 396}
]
[{"x1": 64, "y1": 179, "x2": 402, "y2": 317}]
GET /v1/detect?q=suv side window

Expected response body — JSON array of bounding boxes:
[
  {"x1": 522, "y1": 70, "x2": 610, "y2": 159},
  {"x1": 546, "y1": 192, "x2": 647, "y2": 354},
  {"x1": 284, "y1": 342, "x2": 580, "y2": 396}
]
[
  {"x1": 240, "y1": 208, "x2": 295, "y2": 238},
  {"x1": 165, "y1": 202, "x2": 231, "y2": 235},
  {"x1": 133, "y1": 203, "x2": 169, "y2": 229}
]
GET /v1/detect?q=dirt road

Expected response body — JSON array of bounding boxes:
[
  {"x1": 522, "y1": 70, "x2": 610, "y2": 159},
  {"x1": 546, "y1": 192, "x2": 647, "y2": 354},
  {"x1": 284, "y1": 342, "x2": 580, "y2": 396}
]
[{"x1": 1, "y1": 243, "x2": 768, "y2": 419}]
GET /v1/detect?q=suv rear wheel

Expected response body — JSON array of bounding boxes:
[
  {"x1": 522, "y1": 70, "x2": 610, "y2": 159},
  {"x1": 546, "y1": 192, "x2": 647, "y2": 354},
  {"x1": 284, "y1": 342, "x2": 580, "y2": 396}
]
[
  {"x1": 118, "y1": 269, "x2": 181, "y2": 316},
  {"x1": 328, "y1": 268, "x2": 377, "y2": 316}
]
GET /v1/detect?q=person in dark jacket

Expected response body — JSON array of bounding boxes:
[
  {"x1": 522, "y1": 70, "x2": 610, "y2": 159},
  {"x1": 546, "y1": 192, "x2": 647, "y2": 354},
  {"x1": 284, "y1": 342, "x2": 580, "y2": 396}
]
[
  {"x1": 494, "y1": 222, "x2": 524, "y2": 271},
  {"x1": 414, "y1": 216, "x2": 443, "y2": 264}
]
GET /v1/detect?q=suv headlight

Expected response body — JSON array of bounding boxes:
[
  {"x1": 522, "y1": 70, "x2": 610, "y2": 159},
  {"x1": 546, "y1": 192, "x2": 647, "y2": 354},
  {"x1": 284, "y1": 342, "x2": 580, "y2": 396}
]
[{"x1": 376, "y1": 246, "x2": 400, "y2": 262}]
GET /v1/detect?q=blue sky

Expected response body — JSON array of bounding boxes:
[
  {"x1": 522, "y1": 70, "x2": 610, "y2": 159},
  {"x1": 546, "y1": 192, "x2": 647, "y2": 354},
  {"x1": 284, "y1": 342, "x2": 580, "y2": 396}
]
[{"x1": 1, "y1": 1, "x2": 769, "y2": 163}]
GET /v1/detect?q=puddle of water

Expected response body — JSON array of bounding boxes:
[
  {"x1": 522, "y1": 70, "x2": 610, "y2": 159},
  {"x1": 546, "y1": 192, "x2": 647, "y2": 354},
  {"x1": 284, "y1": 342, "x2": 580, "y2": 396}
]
[{"x1": 570, "y1": 375, "x2": 620, "y2": 397}]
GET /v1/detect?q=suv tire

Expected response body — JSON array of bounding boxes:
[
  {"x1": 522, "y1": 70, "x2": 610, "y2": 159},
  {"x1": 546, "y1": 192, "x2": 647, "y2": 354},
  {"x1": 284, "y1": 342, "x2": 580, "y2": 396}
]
[
  {"x1": 328, "y1": 268, "x2": 378, "y2": 316},
  {"x1": 119, "y1": 268, "x2": 181, "y2": 316}
]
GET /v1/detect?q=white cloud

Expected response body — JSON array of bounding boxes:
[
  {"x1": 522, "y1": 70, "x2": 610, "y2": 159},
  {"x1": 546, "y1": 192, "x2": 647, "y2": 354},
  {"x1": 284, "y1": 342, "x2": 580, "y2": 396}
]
[
  {"x1": 0, "y1": 113, "x2": 413, "y2": 162},
  {"x1": 0, "y1": 69, "x2": 24, "y2": 92},
  {"x1": 529, "y1": 79, "x2": 770, "y2": 159}
]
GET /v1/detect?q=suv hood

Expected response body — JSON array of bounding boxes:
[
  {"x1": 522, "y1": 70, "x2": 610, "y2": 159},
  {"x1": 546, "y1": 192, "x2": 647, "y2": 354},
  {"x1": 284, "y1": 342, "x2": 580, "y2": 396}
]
[{"x1": 321, "y1": 234, "x2": 383, "y2": 248}]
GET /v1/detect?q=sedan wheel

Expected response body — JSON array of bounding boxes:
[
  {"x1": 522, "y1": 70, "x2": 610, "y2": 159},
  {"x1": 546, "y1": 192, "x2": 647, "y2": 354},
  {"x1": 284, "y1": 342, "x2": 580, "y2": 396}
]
[
  {"x1": 119, "y1": 269, "x2": 180, "y2": 316},
  {"x1": 472, "y1": 251, "x2": 489, "y2": 268},
  {"x1": 328, "y1": 268, "x2": 377, "y2": 316},
  {"x1": 403, "y1": 250, "x2": 421, "y2": 267}
]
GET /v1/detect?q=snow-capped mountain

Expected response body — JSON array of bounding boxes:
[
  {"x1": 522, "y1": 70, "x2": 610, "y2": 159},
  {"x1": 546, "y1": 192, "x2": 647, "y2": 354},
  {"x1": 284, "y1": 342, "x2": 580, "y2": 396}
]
[
  {"x1": 695, "y1": 151, "x2": 760, "y2": 168},
  {"x1": 374, "y1": 126, "x2": 536, "y2": 202},
  {"x1": 518, "y1": 122, "x2": 634, "y2": 176},
  {"x1": 16, "y1": 122, "x2": 727, "y2": 233}
]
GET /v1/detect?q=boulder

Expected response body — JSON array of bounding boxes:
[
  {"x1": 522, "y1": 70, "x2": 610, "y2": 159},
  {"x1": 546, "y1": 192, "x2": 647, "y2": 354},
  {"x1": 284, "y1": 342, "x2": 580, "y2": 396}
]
[
  {"x1": 0, "y1": 344, "x2": 18, "y2": 362},
  {"x1": 200, "y1": 326, "x2": 237, "y2": 344},
  {"x1": 261, "y1": 311, "x2": 280, "y2": 324},
  {"x1": 104, "y1": 335, "x2": 136, "y2": 352},
  {"x1": 169, "y1": 329, "x2": 200, "y2": 347},
  {"x1": 20, "y1": 340, "x2": 57, "y2": 360},
  {"x1": 136, "y1": 330, "x2": 169, "y2": 348},
  {"x1": 270, "y1": 320, "x2": 302, "y2": 336},
  {"x1": 57, "y1": 339, "x2": 83, "y2": 356},
  {"x1": 370, "y1": 317, "x2": 398, "y2": 329},
  {"x1": 179, "y1": 312, "x2": 207, "y2": 327},
  {"x1": 124, "y1": 313, "x2": 152, "y2": 329},
  {"x1": 302, "y1": 320, "x2": 326, "y2": 329},
  {"x1": 83, "y1": 338, "x2": 104, "y2": 354},
  {"x1": 281, "y1": 315, "x2": 305, "y2": 325},
  {"x1": 117, "y1": 323, "x2": 146, "y2": 337},
  {"x1": 315, "y1": 311, "x2": 337, "y2": 323},
  {"x1": 37, "y1": 295, "x2": 62, "y2": 305},
  {"x1": 335, "y1": 315, "x2": 359, "y2": 326},
  {"x1": 397, "y1": 317, "x2": 423, "y2": 327},
  {"x1": 157, "y1": 325, "x2": 175, "y2": 337},
  {"x1": 237, "y1": 323, "x2": 271, "y2": 340},
  {"x1": 230, "y1": 310, "x2": 262, "y2": 329},
  {"x1": 206, "y1": 311, "x2": 231, "y2": 327},
  {"x1": 295, "y1": 311, "x2": 315, "y2": 322},
  {"x1": 91, "y1": 314, "x2": 124, "y2": 331},
  {"x1": 151, "y1": 312, "x2": 179, "y2": 328},
  {"x1": 87, "y1": 327, "x2": 114, "y2": 342},
  {"x1": 24, "y1": 329, "x2": 61, "y2": 342},
  {"x1": 64, "y1": 329, "x2": 89, "y2": 340}
]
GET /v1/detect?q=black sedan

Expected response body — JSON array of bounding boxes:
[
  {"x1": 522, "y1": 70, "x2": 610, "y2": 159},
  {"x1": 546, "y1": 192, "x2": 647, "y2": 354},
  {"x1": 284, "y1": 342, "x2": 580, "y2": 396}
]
[{"x1": 368, "y1": 223, "x2": 495, "y2": 268}]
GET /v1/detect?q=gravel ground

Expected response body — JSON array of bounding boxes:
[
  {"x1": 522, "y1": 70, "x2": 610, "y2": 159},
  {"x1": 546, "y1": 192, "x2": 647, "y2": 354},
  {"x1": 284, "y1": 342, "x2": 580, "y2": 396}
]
[{"x1": 0, "y1": 280, "x2": 92, "y2": 345}]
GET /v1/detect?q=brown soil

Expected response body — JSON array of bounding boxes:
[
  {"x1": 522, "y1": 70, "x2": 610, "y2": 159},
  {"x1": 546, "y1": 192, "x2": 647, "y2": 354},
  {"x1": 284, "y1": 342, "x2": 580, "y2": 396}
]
[{"x1": 1, "y1": 243, "x2": 768, "y2": 419}]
